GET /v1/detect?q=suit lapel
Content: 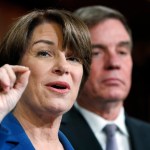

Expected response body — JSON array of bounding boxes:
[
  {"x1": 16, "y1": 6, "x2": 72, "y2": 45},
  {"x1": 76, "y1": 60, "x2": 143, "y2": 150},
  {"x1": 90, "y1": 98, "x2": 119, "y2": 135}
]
[
  {"x1": 61, "y1": 106, "x2": 103, "y2": 150},
  {"x1": 126, "y1": 116, "x2": 150, "y2": 150}
]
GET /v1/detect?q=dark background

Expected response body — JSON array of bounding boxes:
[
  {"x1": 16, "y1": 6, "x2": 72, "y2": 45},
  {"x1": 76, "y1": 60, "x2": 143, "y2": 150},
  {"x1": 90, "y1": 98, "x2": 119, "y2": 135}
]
[{"x1": 1, "y1": 0, "x2": 150, "y2": 122}]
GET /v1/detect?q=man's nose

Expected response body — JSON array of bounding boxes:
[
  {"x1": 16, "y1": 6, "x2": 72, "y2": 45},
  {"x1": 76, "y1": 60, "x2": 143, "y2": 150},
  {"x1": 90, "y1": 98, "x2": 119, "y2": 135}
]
[{"x1": 105, "y1": 52, "x2": 120, "y2": 70}]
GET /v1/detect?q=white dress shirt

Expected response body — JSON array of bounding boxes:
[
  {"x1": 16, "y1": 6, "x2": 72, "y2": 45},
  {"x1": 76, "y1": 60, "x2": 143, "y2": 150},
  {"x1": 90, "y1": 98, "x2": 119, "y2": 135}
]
[{"x1": 75, "y1": 102, "x2": 131, "y2": 150}]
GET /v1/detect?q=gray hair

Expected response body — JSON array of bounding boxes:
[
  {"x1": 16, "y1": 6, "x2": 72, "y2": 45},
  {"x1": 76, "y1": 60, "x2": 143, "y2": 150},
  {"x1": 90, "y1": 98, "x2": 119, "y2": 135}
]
[{"x1": 74, "y1": 5, "x2": 132, "y2": 42}]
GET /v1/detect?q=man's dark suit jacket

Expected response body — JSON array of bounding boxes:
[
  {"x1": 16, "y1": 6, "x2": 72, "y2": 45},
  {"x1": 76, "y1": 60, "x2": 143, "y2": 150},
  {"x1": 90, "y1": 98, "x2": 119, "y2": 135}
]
[{"x1": 60, "y1": 106, "x2": 150, "y2": 150}]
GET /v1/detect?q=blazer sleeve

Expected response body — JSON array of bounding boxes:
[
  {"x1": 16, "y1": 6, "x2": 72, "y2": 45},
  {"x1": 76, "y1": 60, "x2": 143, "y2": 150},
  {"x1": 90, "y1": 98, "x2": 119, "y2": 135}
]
[{"x1": 0, "y1": 125, "x2": 9, "y2": 148}]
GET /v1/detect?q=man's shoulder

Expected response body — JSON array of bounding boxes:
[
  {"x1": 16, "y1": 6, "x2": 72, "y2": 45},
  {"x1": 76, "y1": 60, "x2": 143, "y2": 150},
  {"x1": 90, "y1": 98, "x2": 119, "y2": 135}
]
[
  {"x1": 126, "y1": 115, "x2": 150, "y2": 130},
  {"x1": 126, "y1": 115, "x2": 150, "y2": 149}
]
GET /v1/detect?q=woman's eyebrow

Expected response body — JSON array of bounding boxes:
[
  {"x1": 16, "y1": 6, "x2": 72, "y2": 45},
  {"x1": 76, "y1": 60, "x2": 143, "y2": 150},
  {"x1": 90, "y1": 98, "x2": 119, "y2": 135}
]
[{"x1": 32, "y1": 39, "x2": 54, "y2": 46}]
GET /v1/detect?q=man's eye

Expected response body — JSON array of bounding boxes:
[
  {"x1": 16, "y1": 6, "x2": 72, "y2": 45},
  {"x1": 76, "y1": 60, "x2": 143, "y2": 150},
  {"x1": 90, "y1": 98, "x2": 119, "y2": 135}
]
[
  {"x1": 37, "y1": 51, "x2": 50, "y2": 57},
  {"x1": 92, "y1": 52, "x2": 100, "y2": 56},
  {"x1": 118, "y1": 50, "x2": 128, "y2": 55},
  {"x1": 92, "y1": 51, "x2": 103, "y2": 57},
  {"x1": 119, "y1": 51, "x2": 127, "y2": 55}
]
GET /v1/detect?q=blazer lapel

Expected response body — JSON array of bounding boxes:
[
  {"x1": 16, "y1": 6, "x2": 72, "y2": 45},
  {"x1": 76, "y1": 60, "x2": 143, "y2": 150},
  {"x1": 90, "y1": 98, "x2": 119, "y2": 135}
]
[{"x1": 1, "y1": 113, "x2": 35, "y2": 150}]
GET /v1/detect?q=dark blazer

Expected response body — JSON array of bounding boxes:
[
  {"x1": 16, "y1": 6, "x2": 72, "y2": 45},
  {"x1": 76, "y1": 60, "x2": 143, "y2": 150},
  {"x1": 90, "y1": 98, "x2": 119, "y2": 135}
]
[
  {"x1": 0, "y1": 113, "x2": 74, "y2": 150},
  {"x1": 60, "y1": 106, "x2": 150, "y2": 150}
]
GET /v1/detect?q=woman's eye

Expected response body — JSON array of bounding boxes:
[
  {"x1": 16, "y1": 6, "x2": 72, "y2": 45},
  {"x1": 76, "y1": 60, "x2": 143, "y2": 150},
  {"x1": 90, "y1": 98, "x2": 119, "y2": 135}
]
[
  {"x1": 67, "y1": 56, "x2": 81, "y2": 63},
  {"x1": 37, "y1": 51, "x2": 50, "y2": 57}
]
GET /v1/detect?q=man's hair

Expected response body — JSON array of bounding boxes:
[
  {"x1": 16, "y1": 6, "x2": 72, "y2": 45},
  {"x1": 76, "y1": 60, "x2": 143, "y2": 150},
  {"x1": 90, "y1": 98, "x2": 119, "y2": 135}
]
[{"x1": 74, "y1": 5, "x2": 132, "y2": 42}]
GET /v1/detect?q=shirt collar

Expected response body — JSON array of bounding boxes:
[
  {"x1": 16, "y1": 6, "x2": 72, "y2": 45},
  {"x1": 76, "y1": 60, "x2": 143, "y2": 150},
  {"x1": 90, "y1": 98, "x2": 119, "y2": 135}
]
[{"x1": 75, "y1": 102, "x2": 129, "y2": 137}]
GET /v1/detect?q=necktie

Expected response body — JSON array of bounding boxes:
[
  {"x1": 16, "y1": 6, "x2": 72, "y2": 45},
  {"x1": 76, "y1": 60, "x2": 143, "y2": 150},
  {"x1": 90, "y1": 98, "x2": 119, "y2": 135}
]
[{"x1": 103, "y1": 124, "x2": 118, "y2": 150}]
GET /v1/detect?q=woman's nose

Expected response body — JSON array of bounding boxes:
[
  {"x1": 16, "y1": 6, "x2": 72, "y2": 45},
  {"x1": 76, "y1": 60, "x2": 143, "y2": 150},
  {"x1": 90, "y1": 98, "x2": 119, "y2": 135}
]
[{"x1": 52, "y1": 55, "x2": 69, "y2": 75}]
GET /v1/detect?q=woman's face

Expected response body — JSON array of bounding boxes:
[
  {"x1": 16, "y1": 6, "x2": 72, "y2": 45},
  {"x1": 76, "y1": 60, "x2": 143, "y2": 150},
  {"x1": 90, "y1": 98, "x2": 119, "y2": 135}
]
[{"x1": 19, "y1": 22, "x2": 83, "y2": 116}]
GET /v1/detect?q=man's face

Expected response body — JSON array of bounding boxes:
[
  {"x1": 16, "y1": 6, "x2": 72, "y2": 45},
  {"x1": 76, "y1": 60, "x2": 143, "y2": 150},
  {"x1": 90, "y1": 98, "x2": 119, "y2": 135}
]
[{"x1": 81, "y1": 19, "x2": 132, "y2": 104}]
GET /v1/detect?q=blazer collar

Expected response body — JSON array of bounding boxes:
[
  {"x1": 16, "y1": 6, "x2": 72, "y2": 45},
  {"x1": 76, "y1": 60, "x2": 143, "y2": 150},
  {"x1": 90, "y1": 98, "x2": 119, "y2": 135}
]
[
  {"x1": 2, "y1": 113, "x2": 74, "y2": 150},
  {"x1": 1, "y1": 113, "x2": 35, "y2": 150}
]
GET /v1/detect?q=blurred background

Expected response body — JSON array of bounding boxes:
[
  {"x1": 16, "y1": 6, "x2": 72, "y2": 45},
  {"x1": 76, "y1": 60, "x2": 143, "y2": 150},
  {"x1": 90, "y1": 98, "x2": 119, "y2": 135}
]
[{"x1": 0, "y1": 0, "x2": 150, "y2": 122}]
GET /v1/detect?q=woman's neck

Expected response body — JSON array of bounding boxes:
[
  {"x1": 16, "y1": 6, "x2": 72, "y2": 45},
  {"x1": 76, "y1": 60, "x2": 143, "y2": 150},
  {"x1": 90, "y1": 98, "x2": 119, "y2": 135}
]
[{"x1": 13, "y1": 105, "x2": 63, "y2": 150}]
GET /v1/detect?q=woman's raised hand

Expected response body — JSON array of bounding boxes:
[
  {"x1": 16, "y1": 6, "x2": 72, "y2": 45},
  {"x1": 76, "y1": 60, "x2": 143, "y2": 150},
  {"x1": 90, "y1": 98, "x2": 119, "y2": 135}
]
[{"x1": 0, "y1": 64, "x2": 30, "y2": 122}]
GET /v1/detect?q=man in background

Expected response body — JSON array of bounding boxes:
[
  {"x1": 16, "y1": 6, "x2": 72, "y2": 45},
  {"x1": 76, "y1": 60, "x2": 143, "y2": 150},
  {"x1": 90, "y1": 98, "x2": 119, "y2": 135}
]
[{"x1": 60, "y1": 5, "x2": 150, "y2": 150}]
